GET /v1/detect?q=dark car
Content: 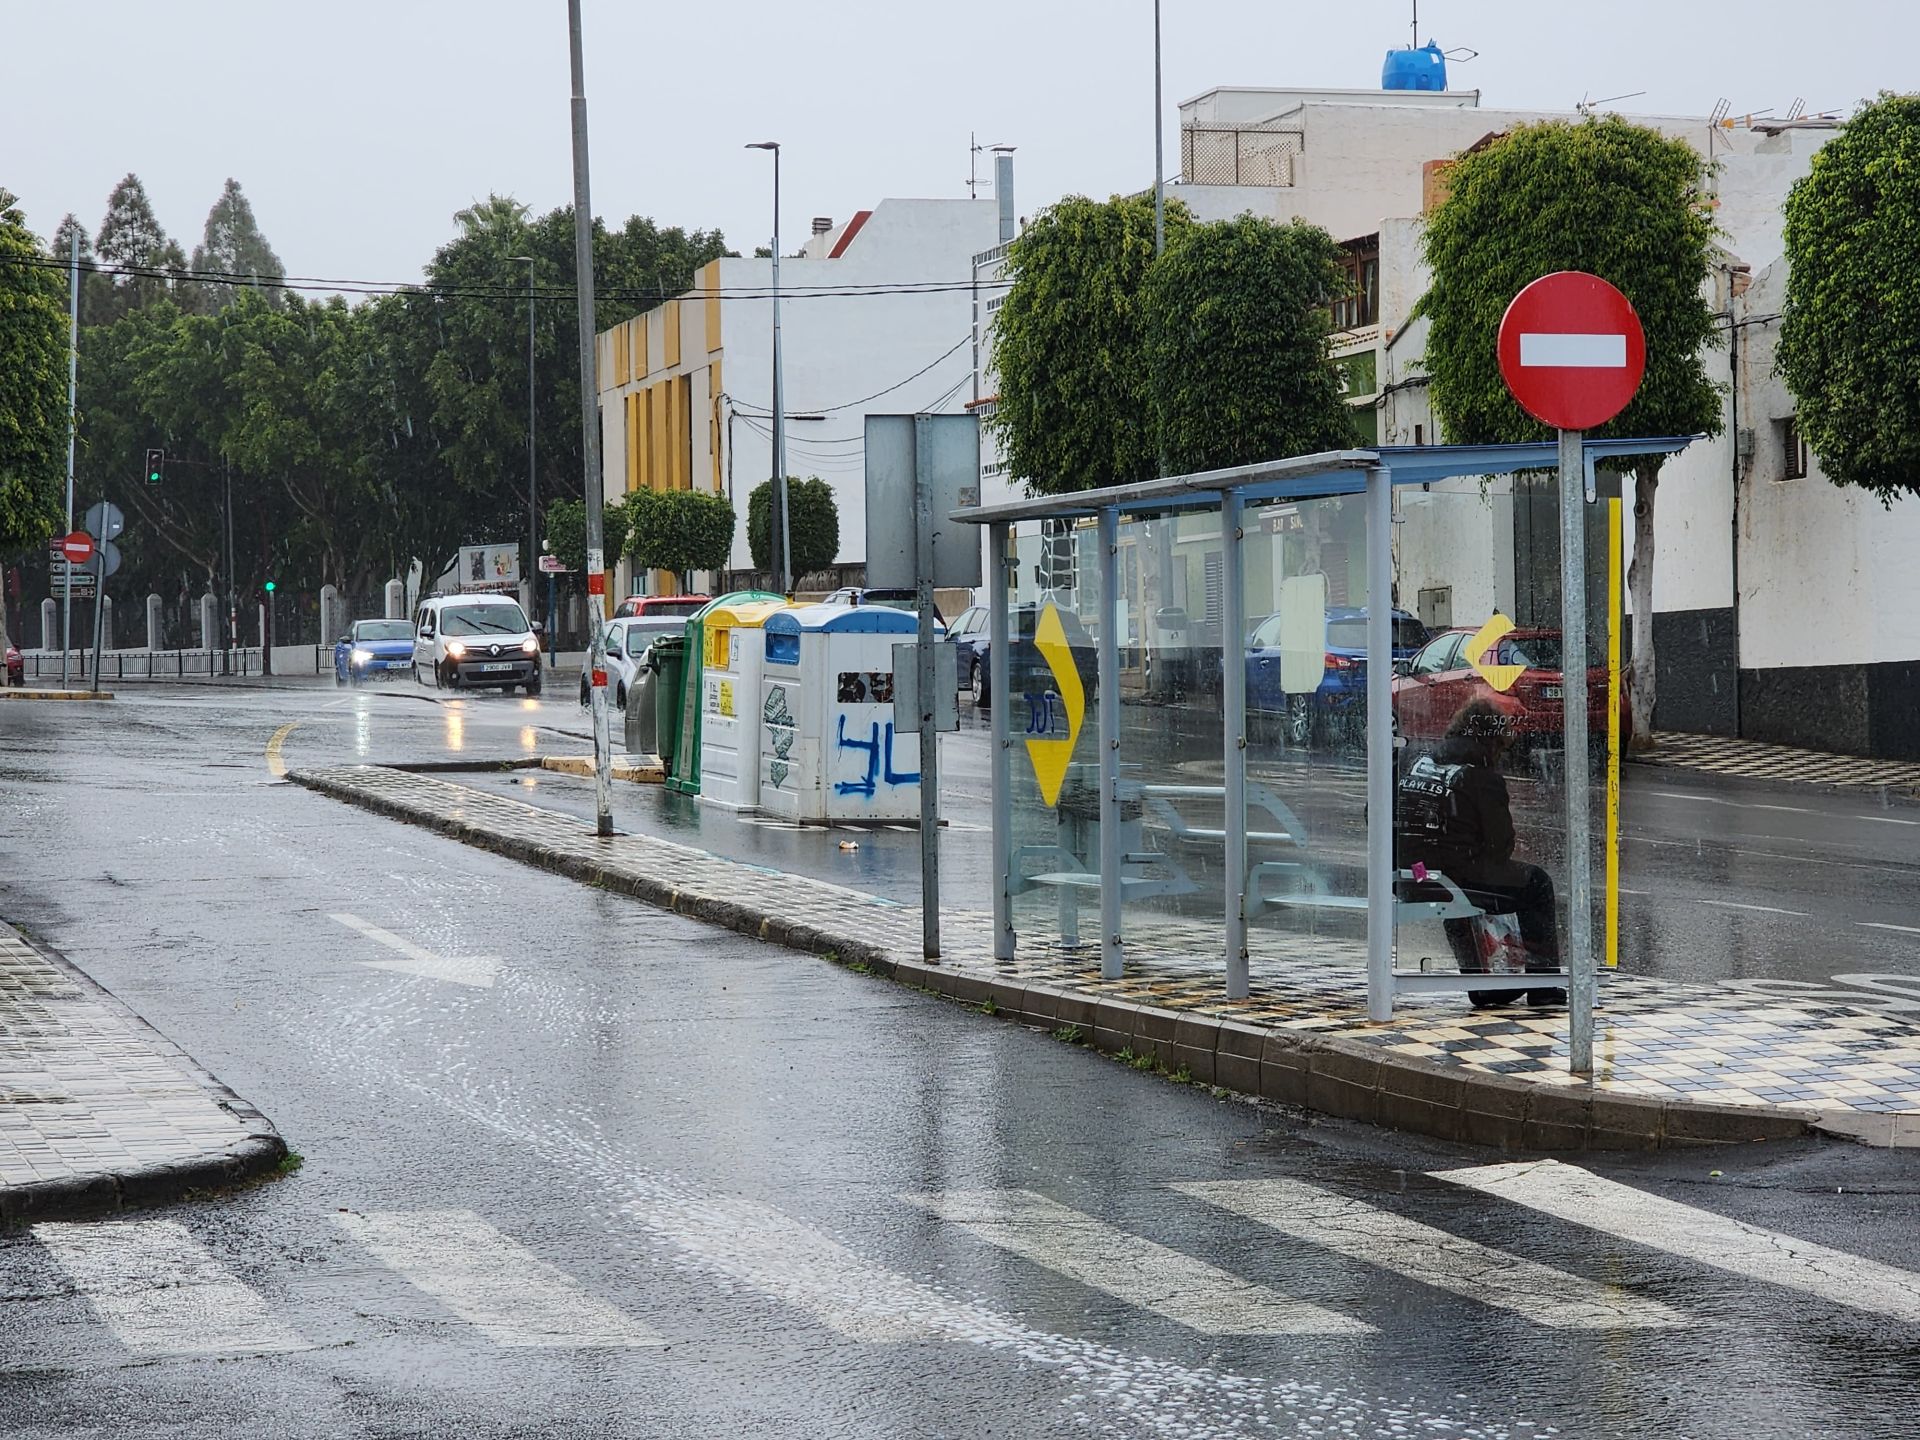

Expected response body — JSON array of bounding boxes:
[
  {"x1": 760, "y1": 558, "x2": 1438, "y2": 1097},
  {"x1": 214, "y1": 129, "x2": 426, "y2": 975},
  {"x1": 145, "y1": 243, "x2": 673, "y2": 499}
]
[
  {"x1": 4, "y1": 640, "x2": 21, "y2": 687},
  {"x1": 951, "y1": 601, "x2": 1094, "y2": 708},
  {"x1": 1392, "y1": 625, "x2": 1631, "y2": 751},
  {"x1": 333, "y1": 618, "x2": 416, "y2": 685},
  {"x1": 1246, "y1": 606, "x2": 1428, "y2": 746}
]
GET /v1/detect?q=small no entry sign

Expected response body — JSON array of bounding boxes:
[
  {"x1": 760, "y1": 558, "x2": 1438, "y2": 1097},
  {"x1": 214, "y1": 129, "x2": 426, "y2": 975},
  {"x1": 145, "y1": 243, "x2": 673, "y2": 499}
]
[
  {"x1": 1497, "y1": 272, "x2": 1646, "y2": 431},
  {"x1": 59, "y1": 531, "x2": 95, "y2": 564}
]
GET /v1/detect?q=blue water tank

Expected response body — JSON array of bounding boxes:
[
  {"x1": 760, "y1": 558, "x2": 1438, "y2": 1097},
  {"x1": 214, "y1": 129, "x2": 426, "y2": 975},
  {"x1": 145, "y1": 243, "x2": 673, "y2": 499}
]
[{"x1": 1383, "y1": 42, "x2": 1448, "y2": 92}]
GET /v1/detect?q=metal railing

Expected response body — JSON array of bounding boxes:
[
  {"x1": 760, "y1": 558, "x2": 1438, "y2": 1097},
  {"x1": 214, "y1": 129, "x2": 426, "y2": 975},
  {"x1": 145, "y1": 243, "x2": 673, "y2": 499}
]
[
  {"x1": 22, "y1": 648, "x2": 264, "y2": 681},
  {"x1": 1179, "y1": 125, "x2": 1303, "y2": 187}
]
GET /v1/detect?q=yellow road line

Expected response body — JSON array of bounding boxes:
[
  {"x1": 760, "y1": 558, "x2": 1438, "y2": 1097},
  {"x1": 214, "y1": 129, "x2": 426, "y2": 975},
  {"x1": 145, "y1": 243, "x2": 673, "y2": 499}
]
[{"x1": 265, "y1": 722, "x2": 298, "y2": 779}]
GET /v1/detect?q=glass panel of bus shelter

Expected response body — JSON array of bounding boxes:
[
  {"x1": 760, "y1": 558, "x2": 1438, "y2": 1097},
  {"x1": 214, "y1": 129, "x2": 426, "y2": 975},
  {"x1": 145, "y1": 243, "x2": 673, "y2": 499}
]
[
  {"x1": 1236, "y1": 490, "x2": 1375, "y2": 978},
  {"x1": 1002, "y1": 517, "x2": 1104, "y2": 959},
  {"x1": 1106, "y1": 505, "x2": 1232, "y2": 963},
  {"x1": 1389, "y1": 475, "x2": 1613, "y2": 1004}
]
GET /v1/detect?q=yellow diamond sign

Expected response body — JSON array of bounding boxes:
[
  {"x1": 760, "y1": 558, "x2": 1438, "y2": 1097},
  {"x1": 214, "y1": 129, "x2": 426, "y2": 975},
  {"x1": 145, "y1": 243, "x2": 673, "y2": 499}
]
[
  {"x1": 1462, "y1": 612, "x2": 1526, "y2": 693},
  {"x1": 1025, "y1": 602, "x2": 1085, "y2": 807}
]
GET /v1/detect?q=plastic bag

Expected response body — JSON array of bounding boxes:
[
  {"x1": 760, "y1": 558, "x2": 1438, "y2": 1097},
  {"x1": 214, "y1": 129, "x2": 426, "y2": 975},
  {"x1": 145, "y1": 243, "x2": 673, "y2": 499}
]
[{"x1": 1468, "y1": 912, "x2": 1529, "y2": 975}]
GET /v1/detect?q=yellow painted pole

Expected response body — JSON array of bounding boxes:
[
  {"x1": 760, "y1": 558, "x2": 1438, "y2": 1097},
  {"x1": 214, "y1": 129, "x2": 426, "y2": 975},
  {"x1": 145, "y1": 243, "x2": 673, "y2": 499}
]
[{"x1": 1606, "y1": 496, "x2": 1623, "y2": 968}]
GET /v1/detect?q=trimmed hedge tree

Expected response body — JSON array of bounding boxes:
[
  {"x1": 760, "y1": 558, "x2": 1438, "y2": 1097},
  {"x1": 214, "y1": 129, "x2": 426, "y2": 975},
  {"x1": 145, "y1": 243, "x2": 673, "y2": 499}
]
[
  {"x1": 627, "y1": 487, "x2": 735, "y2": 588},
  {"x1": 748, "y1": 476, "x2": 839, "y2": 581},
  {"x1": 1778, "y1": 93, "x2": 1920, "y2": 504}
]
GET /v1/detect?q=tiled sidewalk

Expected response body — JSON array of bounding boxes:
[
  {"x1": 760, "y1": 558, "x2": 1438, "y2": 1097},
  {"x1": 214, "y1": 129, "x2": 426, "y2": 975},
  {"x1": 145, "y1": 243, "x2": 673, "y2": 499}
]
[
  {"x1": 1643, "y1": 730, "x2": 1920, "y2": 792},
  {"x1": 0, "y1": 922, "x2": 285, "y2": 1220},
  {"x1": 291, "y1": 763, "x2": 1920, "y2": 1149}
]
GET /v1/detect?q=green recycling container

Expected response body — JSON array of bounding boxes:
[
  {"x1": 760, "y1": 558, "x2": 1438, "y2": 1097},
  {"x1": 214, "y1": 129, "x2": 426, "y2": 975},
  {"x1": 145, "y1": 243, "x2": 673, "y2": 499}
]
[{"x1": 651, "y1": 634, "x2": 687, "y2": 773}]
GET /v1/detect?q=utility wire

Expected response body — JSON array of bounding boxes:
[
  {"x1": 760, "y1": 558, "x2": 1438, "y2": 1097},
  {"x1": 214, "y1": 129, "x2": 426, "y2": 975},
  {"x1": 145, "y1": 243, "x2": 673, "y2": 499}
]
[{"x1": 729, "y1": 334, "x2": 972, "y2": 418}]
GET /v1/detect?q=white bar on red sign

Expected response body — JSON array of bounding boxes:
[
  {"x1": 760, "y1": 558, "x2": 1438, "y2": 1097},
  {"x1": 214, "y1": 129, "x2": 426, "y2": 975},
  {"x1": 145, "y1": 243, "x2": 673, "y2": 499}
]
[{"x1": 1519, "y1": 332, "x2": 1627, "y2": 368}]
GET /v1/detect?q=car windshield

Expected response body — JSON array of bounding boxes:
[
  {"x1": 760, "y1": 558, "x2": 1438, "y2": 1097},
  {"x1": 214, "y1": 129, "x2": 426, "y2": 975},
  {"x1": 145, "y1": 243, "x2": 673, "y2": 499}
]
[
  {"x1": 644, "y1": 598, "x2": 705, "y2": 616},
  {"x1": 1498, "y1": 636, "x2": 1564, "y2": 670},
  {"x1": 355, "y1": 621, "x2": 412, "y2": 642},
  {"x1": 442, "y1": 603, "x2": 528, "y2": 636},
  {"x1": 1326, "y1": 619, "x2": 1429, "y2": 650}
]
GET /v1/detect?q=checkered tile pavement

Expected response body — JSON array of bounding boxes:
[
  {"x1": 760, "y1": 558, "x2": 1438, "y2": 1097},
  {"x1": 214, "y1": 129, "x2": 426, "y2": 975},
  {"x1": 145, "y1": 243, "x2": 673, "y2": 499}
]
[
  {"x1": 296, "y1": 764, "x2": 1920, "y2": 1128},
  {"x1": 1643, "y1": 731, "x2": 1920, "y2": 792}
]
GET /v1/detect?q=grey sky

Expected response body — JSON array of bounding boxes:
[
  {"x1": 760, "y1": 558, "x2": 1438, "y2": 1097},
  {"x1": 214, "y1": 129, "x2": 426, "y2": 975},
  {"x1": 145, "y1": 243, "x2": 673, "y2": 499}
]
[{"x1": 4, "y1": 0, "x2": 1911, "y2": 291}]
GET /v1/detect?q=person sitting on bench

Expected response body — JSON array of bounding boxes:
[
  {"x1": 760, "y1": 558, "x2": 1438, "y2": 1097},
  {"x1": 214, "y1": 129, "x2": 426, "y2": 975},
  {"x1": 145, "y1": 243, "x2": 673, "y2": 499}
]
[{"x1": 1394, "y1": 696, "x2": 1565, "y2": 1008}]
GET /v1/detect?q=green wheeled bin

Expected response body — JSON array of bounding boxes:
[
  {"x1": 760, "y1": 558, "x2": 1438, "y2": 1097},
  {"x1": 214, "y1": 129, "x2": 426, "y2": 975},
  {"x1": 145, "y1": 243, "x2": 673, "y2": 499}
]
[{"x1": 651, "y1": 634, "x2": 687, "y2": 775}]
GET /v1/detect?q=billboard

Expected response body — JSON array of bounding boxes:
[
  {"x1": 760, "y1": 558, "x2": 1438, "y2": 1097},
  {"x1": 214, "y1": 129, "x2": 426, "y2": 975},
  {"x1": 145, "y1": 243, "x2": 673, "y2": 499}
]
[{"x1": 458, "y1": 543, "x2": 522, "y2": 592}]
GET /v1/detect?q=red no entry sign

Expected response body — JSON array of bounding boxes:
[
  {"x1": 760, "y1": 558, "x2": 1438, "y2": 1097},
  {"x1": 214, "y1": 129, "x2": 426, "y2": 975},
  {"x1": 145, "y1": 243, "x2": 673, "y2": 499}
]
[
  {"x1": 1497, "y1": 272, "x2": 1646, "y2": 431},
  {"x1": 59, "y1": 531, "x2": 95, "y2": 564}
]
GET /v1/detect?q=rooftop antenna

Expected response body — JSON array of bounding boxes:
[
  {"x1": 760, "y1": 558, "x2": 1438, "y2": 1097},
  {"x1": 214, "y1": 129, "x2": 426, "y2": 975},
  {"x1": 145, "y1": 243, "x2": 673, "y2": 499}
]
[
  {"x1": 1786, "y1": 97, "x2": 1808, "y2": 120},
  {"x1": 969, "y1": 132, "x2": 1008, "y2": 198},
  {"x1": 1410, "y1": 0, "x2": 1419, "y2": 48},
  {"x1": 1577, "y1": 89, "x2": 1648, "y2": 115}
]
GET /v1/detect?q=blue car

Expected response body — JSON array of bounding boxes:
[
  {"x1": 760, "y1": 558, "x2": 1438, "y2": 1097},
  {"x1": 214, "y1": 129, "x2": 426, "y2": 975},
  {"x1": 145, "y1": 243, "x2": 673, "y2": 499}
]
[
  {"x1": 1245, "y1": 606, "x2": 1428, "y2": 747},
  {"x1": 333, "y1": 618, "x2": 416, "y2": 685}
]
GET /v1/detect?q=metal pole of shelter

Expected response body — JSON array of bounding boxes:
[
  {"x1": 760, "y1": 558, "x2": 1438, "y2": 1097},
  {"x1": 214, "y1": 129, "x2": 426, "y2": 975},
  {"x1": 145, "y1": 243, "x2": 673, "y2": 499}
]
[
  {"x1": 567, "y1": 0, "x2": 613, "y2": 838},
  {"x1": 513, "y1": 255, "x2": 537, "y2": 624},
  {"x1": 1220, "y1": 490, "x2": 1249, "y2": 999},
  {"x1": 1097, "y1": 506, "x2": 1123, "y2": 980},
  {"x1": 63, "y1": 228, "x2": 78, "y2": 689},
  {"x1": 1365, "y1": 464, "x2": 1394, "y2": 1022},
  {"x1": 988, "y1": 522, "x2": 1014, "y2": 962},
  {"x1": 914, "y1": 416, "x2": 941, "y2": 960},
  {"x1": 1560, "y1": 427, "x2": 1595, "y2": 1071}
]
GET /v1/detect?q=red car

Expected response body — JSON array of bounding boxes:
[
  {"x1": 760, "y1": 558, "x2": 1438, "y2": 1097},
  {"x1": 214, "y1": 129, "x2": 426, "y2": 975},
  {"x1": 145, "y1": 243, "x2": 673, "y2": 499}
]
[
  {"x1": 1391, "y1": 625, "x2": 1631, "y2": 749},
  {"x1": 5, "y1": 640, "x2": 21, "y2": 687},
  {"x1": 612, "y1": 593, "x2": 710, "y2": 621}
]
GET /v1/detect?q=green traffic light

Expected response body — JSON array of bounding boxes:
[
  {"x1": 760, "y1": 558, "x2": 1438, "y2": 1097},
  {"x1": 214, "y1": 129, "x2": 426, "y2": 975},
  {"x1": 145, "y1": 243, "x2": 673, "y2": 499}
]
[{"x1": 264, "y1": 581, "x2": 276, "y2": 593}]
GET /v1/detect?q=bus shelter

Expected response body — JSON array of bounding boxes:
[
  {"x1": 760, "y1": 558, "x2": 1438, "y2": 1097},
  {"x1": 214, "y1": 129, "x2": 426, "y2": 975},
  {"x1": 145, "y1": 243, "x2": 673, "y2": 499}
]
[{"x1": 951, "y1": 440, "x2": 1692, "y2": 1033}]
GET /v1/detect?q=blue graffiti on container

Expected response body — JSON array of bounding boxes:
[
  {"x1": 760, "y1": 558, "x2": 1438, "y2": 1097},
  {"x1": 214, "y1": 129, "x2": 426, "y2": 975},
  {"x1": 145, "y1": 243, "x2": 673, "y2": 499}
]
[{"x1": 833, "y1": 715, "x2": 921, "y2": 798}]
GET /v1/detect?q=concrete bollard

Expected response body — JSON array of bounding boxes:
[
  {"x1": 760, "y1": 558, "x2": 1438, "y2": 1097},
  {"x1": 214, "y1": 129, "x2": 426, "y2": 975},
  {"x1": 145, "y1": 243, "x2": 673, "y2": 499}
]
[
  {"x1": 99, "y1": 595, "x2": 113, "y2": 651},
  {"x1": 146, "y1": 593, "x2": 163, "y2": 652},
  {"x1": 319, "y1": 584, "x2": 341, "y2": 644},
  {"x1": 200, "y1": 593, "x2": 218, "y2": 652},
  {"x1": 40, "y1": 598, "x2": 55, "y2": 650},
  {"x1": 384, "y1": 578, "x2": 405, "y2": 620}
]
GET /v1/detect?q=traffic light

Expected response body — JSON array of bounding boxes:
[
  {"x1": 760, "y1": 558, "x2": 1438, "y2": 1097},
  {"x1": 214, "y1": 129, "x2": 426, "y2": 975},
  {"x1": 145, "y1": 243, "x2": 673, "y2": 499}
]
[
  {"x1": 144, "y1": 447, "x2": 164, "y2": 484},
  {"x1": 263, "y1": 580, "x2": 276, "y2": 594}
]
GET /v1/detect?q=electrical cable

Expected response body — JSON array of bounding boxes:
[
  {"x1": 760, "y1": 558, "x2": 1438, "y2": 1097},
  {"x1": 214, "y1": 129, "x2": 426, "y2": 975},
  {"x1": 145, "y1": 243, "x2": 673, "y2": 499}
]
[{"x1": 728, "y1": 334, "x2": 971, "y2": 416}]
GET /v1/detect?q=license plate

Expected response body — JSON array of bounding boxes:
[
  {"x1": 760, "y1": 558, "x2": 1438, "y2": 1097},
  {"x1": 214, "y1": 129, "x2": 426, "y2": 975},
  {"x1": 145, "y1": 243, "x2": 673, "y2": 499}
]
[
  {"x1": 479, "y1": 662, "x2": 513, "y2": 672},
  {"x1": 1542, "y1": 685, "x2": 1563, "y2": 700},
  {"x1": 381, "y1": 660, "x2": 408, "y2": 669}
]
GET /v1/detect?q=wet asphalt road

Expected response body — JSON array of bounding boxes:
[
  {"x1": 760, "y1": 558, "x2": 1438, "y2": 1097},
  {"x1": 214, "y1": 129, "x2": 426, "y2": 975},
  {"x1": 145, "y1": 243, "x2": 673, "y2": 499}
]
[{"x1": 1, "y1": 684, "x2": 1919, "y2": 1438}]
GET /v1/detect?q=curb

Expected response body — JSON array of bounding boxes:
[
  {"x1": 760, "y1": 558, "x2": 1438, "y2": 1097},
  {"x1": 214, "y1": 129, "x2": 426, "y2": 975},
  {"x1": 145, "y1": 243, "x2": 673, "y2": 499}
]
[
  {"x1": 0, "y1": 926, "x2": 289, "y2": 1225},
  {"x1": 288, "y1": 767, "x2": 1820, "y2": 1154},
  {"x1": 1, "y1": 689, "x2": 115, "y2": 701}
]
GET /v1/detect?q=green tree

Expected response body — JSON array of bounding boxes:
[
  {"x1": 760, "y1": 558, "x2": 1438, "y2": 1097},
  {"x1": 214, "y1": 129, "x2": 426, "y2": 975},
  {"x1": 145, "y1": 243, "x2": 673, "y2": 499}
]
[
  {"x1": 93, "y1": 173, "x2": 186, "y2": 320},
  {"x1": 747, "y1": 476, "x2": 838, "y2": 580},
  {"x1": 188, "y1": 178, "x2": 286, "y2": 313},
  {"x1": 989, "y1": 193, "x2": 1191, "y2": 495},
  {"x1": 1140, "y1": 216, "x2": 1355, "y2": 473},
  {"x1": 544, "y1": 495, "x2": 633, "y2": 576},
  {"x1": 1419, "y1": 116, "x2": 1722, "y2": 745},
  {"x1": 627, "y1": 488, "x2": 735, "y2": 588},
  {"x1": 0, "y1": 191, "x2": 69, "y2": 576},
  {"x1": 1778, "y1": 94, "x2": 1920, "y2": 504}
]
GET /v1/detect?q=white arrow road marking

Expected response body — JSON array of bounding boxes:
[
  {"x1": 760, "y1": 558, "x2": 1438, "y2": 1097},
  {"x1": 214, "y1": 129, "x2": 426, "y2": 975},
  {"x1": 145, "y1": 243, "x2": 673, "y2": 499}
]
[
  {"x1": 334, "y1": 1209, "x2": 663, "y2": 1348},
  {"x1": 328, "y1": 912, "x2": 499, "y2": 988},
  {"x1": 33, "y1": 1220, "x2": 308, "y2": 1357},
  {"x1": 902, "y1": 1189, "x2": 1372, "y2": 1336},
  {"x1": 1519, "y1": 332, "x2": 1628, "y2": 367},
  {"x1": 1173, "y1": 1178, "x2": 1688, "y2": 1330},
  {"x1": 1434, "y1": 1160, "x2": 1920, "y2": 1325}
]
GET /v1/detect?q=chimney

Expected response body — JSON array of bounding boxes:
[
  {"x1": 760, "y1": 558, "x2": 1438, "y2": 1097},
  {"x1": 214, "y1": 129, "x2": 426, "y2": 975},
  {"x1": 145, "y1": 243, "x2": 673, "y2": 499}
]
[
  {"x1": 994, "y1": 150, "x2": 1015, "y2": 243},
  {"x1": 811, "y1": 216, "x2": 833, "y2": 236}
]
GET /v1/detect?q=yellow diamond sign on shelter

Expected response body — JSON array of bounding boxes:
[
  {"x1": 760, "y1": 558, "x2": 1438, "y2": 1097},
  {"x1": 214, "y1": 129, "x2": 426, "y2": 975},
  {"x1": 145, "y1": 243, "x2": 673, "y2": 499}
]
[
  {"x1": 1461, "y1": 613, "x2": 1526, "y2": 693},
  {"x1": 1025, "y1": 603, "x2": 1084, "y2": 807}
]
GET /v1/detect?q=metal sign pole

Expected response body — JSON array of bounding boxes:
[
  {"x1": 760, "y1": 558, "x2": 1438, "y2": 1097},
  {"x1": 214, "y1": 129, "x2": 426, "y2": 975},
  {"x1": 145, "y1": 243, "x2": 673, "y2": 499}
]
[
  {"x1": 1560, "y1": 427, "x2": 1595, "y2": 1073},
  {"x1": 62, "y1": 228, "x2": 78, "y2": 690},
  {"x1": 988, "y1": 522, "x2": 1014, "y2": 962},
  {"x1": 914, "y1": 416, "x2": 941, "y2": 960}
]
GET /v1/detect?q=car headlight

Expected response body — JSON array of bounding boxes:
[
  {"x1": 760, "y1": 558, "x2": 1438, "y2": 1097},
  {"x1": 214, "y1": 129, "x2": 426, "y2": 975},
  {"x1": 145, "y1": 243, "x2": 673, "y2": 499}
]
[
  {"x1": 445, "y1": 640, "x2": 467, "y2": 658},
  {"x1": 350, "y1": 647, "x2": 373, "y2": 665},
  {"x1": 520, "y1": 637, "x2": 539, "y2": 654}
]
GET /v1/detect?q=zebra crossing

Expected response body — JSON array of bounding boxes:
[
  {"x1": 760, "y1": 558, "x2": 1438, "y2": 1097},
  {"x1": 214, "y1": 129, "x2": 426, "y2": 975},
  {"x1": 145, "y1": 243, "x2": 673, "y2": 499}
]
[{"x1": 8, "y1": 1162, "x2": 1919, "y2": 1370}]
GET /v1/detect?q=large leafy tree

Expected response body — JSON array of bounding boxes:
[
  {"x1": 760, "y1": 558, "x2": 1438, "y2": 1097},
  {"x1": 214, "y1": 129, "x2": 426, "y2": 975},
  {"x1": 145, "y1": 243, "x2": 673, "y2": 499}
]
[
  {"x1": 747, "y1": 475, "x2": 838, "y2": 579},
  {"x1": 188, "y1": 178, "x2": 286, "y2": 313},
  {"x1": 1420, "y1": 116, "x2": 1722, "y2": 745},
  {"x1": 93, "y1": 174, "x2": 187, "y2": 321},
  {"x1": 990, "y1": 193, "x2": 1191, "y2": 495},
  {"x1": 627, "y1": 488, "x2": 735, "y2": 589},
  {"x1": 0, "y1": 191, "x2": 69, "y2": 582},
  {"x1": 1777, "y1": 93, "x2": 1920, "y2": 504},
  {"x1": 1141, "y1": 216, "x2": 1355, "y2": 473}
]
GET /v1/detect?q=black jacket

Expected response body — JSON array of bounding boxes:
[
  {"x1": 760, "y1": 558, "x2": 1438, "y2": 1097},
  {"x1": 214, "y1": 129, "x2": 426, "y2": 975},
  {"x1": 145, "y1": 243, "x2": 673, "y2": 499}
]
[{"x1": 1393, "y1": 736, "x2": 1515, "y2": 885}]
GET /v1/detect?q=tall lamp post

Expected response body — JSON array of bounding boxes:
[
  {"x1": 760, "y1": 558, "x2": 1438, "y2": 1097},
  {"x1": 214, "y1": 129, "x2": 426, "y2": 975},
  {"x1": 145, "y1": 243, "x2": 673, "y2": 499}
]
[
  {"x1": 508, "y1": 254, "x2": 538, "y2": 629},
  {"x1": 745, "y1": 141, "x2": 791, "y2": 595},
  {"x1": 1153, "y1": 0, "x2": 1165, "y2": 258}
]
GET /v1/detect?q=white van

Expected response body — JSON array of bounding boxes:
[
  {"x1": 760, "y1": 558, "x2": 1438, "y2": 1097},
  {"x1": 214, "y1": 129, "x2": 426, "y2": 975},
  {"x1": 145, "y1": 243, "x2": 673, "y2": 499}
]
[{"x1": 412, "y1": 594, "x2": 543, "y2": 695}]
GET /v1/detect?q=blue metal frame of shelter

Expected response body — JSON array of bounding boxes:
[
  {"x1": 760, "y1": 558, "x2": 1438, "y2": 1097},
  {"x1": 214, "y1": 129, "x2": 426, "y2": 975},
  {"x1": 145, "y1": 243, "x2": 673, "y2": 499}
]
[{"x1": 953, "y1": 439, "x2": 1695, "y2": 1021}]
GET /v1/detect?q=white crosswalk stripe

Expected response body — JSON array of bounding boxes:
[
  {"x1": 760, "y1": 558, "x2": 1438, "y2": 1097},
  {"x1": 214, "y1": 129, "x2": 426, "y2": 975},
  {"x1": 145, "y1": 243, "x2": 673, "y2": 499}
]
[
  {"x1": 1173, "y1": 1177, "x2": 1689, "y2": 1330},
  {"x1": 1435, "y1": 1159, "x2": 1920, "y2": 1326},
  {"x1": 902, "y1": 1188, "x2": 1373, "y2": 1335},
  {"x1": 333, "y1": 1209, "x2": 665, "y2": 1348},
  {"x1": 32, "y1": 1219, "x2": 308, "y2": 1357}
]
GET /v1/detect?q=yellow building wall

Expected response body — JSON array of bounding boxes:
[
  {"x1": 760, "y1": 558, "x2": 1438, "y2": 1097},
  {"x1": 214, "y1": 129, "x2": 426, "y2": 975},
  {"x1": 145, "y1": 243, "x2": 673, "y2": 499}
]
[
  {"x1": 703, "y1": 260, "x2": 722, "y2": 354},
  {"x1": 664, "y1": 301, "x2": 682, "y2": 371},
  {"x1": 611, "y1": 321, "x2": 631, "y2": 387},
  {"x1": 625, "y1": 392, "x2": 642, "y2": 493}
]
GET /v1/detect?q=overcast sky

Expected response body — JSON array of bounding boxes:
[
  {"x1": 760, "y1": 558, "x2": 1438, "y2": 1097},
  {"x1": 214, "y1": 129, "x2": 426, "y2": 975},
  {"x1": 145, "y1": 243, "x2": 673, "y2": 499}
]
[{"x1": 4, "y1": 1, "x2": 1912, "y2": 289}]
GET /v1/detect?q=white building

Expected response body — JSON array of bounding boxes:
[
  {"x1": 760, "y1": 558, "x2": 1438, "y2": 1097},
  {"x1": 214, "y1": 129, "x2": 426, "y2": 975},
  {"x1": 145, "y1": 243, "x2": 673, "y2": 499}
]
[{"x1": 596, "y1": 187, "x2": 1007, "y2": 596}]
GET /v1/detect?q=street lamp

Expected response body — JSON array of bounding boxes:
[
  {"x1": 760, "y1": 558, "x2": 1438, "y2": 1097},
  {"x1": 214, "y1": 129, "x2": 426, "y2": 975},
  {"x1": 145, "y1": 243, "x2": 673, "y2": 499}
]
[
  {"x1": 745, "y1": 140, "x2": 792, "y2": 595},
  {"x1": 508, "y1": 255, "x2": 537, "y2": 618},
  {"x1": 1153, "y1": 0, "x2": 1165, "y2": 257}
]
